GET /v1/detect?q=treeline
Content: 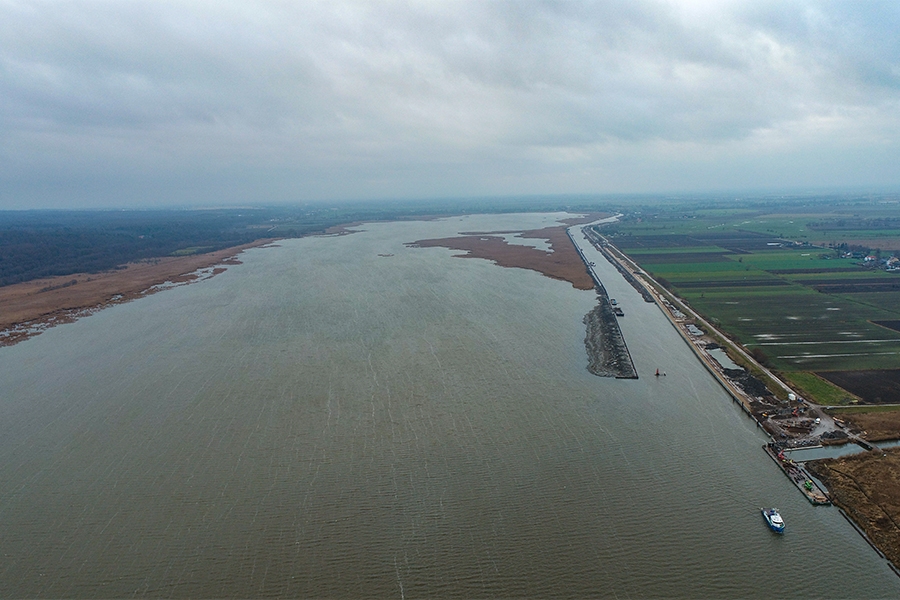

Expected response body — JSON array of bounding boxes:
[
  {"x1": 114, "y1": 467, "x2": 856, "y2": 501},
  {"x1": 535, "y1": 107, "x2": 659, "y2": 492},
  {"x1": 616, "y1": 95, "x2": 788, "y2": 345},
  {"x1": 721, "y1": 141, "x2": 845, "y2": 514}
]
[
  {"x1": 0, "y1": 207, "x2": 369, "y2": 287},
  {"x1": 1, "y1": 210, "x2": 256, "y2": 286},
  {"x1": 808, "y1": 217, "x2": 900, "y2": 231}
]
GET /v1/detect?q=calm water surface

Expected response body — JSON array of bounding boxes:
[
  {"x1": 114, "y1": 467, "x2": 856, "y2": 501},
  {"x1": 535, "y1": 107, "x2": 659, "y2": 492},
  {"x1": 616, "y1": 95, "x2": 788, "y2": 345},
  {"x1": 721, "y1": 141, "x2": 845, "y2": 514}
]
[{"x1": 1, "y1": 213, "x2": 898, "y2": 598}]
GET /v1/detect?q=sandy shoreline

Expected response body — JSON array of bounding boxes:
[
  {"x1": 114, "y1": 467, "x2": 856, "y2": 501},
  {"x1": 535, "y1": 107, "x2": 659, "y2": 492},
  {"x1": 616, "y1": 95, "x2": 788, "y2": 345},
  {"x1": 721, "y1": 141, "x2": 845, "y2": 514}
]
[{"x1": 0, "y1": 238, "x2": 277, "y2": 347}]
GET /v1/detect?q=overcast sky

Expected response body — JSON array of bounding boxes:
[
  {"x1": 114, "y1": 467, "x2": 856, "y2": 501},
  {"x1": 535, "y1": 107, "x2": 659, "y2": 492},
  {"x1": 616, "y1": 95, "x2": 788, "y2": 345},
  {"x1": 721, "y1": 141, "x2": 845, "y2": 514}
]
[{"x1": 2, "y1": 1, "x2": 899, "y2": 209}]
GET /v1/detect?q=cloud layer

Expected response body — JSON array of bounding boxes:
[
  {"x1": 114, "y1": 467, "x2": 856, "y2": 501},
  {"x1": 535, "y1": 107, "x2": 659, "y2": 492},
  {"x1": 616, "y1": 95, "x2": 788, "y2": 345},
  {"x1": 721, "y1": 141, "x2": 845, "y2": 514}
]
[{"x1": 3, "y1": 0, "x2": 900, "y2": 207}]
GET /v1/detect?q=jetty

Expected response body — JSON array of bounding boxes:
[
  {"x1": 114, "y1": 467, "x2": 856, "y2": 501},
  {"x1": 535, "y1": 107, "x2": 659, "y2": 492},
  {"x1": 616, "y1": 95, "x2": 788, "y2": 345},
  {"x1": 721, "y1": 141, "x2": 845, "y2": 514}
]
[{"x1": 763, "y1": 443, "x2": 831, "y2": 505}]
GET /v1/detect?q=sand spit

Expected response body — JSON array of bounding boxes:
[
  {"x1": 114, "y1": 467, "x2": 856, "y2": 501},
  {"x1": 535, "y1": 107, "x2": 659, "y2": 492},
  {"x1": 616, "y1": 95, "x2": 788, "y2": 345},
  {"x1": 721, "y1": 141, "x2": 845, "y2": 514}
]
[
  {"x1": 407, "y1": 215, "x2": 605, "y2": 291},
  {"x1": 0, "y1": 239, "x2": 276, "y2": 347}
]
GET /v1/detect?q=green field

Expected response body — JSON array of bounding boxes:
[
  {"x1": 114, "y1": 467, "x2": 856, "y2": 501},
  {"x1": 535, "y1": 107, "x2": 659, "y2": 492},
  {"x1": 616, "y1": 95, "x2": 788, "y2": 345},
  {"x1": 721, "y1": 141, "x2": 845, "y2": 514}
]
[{"x1": 599, "y1": 197, "x2": 900, "y2": 405}]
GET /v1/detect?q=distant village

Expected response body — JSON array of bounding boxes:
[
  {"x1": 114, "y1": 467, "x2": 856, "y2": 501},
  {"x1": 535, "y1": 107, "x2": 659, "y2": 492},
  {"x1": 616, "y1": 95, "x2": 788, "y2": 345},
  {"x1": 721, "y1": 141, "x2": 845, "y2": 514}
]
[
  {"x1": 848, "y1": 251, "x2": 900, "y2": 271},
  {"x1": 805, "y1": 241, "x2": 900, "y2": 272},
  {"x1": 775, "y1": 239, "x2": 900, "y2": 271}
]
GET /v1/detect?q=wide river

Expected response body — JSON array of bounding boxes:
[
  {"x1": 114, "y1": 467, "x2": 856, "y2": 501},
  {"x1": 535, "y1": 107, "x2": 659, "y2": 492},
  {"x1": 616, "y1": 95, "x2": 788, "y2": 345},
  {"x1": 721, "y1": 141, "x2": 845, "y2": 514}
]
[{"x1": 1, "y1": 213, "x2": 898, "y2": 598}]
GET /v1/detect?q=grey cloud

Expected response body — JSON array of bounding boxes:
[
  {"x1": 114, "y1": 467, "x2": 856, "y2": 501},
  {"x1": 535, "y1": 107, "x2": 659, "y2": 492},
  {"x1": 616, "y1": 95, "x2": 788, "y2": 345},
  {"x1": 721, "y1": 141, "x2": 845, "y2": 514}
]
[{"x1": 2, "y1": 0, "x2": 900, "y2": 208}]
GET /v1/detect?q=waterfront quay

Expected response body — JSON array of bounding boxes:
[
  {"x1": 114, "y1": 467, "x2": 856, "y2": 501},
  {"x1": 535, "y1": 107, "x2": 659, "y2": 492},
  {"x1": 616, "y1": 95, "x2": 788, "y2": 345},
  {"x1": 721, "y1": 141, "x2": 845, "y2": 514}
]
[{"x1": 762, "y1": 443, "x2": 831, "y2": 505}]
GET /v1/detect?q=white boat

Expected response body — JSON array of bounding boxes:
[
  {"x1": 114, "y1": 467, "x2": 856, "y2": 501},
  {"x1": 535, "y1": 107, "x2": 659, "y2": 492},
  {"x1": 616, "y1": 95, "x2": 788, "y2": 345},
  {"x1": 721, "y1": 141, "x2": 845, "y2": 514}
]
[{"x1": 761, "y1": 508, "x2": 785, "y2": 533}]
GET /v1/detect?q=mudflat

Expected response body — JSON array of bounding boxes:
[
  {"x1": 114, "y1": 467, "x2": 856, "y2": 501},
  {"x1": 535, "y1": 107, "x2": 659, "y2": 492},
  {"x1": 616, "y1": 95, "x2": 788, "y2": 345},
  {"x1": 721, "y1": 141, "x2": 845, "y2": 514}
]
[
  {"x1": 0, "y1": 239, "x2": 275, "y2": 346},
  {"x1": 407, "y1": 213, "x2": 604, "y2": 291}
]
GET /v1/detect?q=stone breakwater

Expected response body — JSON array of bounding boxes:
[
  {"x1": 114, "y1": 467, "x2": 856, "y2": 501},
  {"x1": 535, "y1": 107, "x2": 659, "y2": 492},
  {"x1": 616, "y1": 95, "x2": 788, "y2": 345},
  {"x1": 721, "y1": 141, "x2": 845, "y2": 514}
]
[{"x1": 583, "y1": 297, "x2": 638, "y2": 379}]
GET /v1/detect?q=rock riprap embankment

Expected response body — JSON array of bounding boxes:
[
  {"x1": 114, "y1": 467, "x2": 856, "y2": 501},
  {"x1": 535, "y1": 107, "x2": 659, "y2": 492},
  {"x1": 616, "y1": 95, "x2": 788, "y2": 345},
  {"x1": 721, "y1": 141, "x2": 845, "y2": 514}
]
[{"x1": 583, "y1": 295, "x2": 637, "y2": 379}]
